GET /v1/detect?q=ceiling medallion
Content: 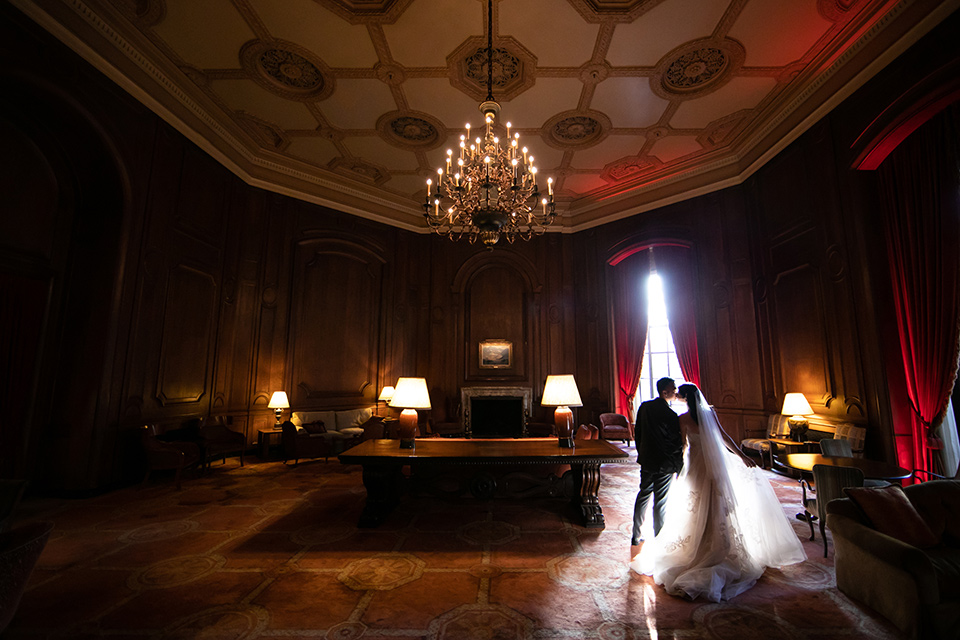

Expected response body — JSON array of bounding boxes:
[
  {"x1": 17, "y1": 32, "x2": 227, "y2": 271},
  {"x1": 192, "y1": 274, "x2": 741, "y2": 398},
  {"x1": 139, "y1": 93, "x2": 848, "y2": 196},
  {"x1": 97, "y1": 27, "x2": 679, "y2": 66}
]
[
  {"x1": 542, "y1": 110, "x2": 611, "y2": 150},
  {"x1": 423, "y1": 0, "x2": 555, "y2": 249},
  {"x1": 240, "y1": 40, "x2": 334, "y2": 102},
  {"x1": 652, "y1": 38, "x2": 745, "y2": 100},
  {"x1": 448, "y1": 36, "x2": 536, "y2": 103},
  {"x1": 465, "y1": 47, "x2": 520, "y2": 90},
  {"x1": 664, "y1": 48, "x2": 726, "y2": 90},
  {"x1": 377, "y1": 111, "x2": 444, "y2": 150}
]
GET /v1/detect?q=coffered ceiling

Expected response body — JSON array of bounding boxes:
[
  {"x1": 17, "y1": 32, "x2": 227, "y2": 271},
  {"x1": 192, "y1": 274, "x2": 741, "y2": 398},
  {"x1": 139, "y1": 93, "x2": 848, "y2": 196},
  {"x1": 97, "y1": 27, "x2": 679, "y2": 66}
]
[{"x1": 13, "y1": 0, "x2": 956, "y2": 232}]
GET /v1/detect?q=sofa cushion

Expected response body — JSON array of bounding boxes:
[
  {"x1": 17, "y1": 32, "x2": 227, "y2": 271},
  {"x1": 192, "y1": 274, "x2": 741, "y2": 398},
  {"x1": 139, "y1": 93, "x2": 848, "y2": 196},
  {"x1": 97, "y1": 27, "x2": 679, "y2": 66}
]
[
  {"x1": 302, "y1": 421, "x2": 326, "y2": 435},
  {"x1": 335, "y1": 408, "x2": 373, "y2": 431},
  {"x1": 292, "y1": 411, "x2": 336, "y2": 429},
  {"x1": 339, "y1": 427, "x2": 364, "y2": 438},
  {"x1": 845, "y1": 484, "x2": 939, "y2": 549}
]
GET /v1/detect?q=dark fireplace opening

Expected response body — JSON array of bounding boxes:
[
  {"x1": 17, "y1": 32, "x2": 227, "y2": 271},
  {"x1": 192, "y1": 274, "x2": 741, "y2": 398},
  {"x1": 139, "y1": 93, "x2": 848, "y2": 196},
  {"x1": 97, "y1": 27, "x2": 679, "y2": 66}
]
[{"x1": 470, "y1": 397, "x2": 524, "y2": 438}]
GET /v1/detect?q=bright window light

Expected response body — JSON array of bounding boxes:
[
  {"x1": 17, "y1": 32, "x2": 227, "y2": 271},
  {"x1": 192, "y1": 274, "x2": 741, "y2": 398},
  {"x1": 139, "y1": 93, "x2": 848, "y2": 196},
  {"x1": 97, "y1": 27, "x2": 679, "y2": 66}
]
[{"x1": 632, "y1": 273, "x2": 685, "y2": 418}]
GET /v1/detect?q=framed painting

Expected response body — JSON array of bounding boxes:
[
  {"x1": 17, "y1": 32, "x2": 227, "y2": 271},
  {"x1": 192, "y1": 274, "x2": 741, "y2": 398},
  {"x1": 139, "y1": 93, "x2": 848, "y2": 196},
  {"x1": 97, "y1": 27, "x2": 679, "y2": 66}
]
[{"x1": 479, "y1": 340, "x2": 512, "y2": 369}]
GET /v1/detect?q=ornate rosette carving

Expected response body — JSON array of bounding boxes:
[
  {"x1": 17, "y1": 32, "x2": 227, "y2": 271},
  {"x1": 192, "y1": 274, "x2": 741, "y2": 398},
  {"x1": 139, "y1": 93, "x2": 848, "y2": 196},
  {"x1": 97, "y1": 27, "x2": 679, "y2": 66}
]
[
  {"x1": 376, "y1": 111, "x2": 445, "y2": 150},
  {"x1": 652, "y1": 38, "x2": 745, "y2": 100},
  {"x1": 240, "y1": 39, "x2": 334, "y2": 102},
  {"x1": 542, "y1": 110, "x2": 611, "y2": 150},
  {"x1": 600, "y1": 155, "x2": 661, "y2": 184},
  {"x1": 447, "y1": 36, "x2": 537, "y2": 102}
]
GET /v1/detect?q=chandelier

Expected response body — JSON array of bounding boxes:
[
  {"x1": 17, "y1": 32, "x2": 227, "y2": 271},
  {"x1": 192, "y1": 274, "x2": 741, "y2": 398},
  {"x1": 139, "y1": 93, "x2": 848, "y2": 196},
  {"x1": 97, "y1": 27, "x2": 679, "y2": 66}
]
[{"x1": 422, "y1": 0, "x2": 556, "y2": 249}]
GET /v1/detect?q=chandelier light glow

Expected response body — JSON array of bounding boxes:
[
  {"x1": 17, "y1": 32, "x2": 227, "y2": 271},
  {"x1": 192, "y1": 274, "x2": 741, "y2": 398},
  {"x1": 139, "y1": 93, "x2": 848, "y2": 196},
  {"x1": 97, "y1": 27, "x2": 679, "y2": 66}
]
[{"x1": 423, "y1": 0, "x2": 556, "y2": 249}]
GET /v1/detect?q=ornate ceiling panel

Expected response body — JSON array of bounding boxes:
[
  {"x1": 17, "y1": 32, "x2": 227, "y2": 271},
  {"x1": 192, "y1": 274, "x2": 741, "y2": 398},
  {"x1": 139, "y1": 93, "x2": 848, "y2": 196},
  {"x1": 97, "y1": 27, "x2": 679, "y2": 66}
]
[{"x1": 12, "y1": 0, "x2": 956, "y2": 231}]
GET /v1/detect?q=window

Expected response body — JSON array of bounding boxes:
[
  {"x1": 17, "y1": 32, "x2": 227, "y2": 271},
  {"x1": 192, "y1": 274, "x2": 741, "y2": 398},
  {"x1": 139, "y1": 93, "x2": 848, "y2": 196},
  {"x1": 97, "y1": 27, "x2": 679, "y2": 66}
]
[{"x1": 632, "y1": 272, "x2": 685, "y2": 417}]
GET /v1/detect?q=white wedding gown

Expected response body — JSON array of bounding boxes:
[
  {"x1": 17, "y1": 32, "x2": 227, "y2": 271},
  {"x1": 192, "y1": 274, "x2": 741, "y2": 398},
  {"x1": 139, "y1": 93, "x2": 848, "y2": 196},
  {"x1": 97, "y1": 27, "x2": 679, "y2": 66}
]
[{"x1": 633, "y1": 405, "x2": 806, "y2": 602}]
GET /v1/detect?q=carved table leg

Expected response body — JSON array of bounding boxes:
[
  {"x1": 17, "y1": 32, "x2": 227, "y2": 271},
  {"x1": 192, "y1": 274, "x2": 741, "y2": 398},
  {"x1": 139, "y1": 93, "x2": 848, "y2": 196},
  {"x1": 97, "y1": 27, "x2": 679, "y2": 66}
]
[
  {"x1": 358, "y1": 463, "x2": 403, "y2": 528},
  {"x1": 571, "y1": 462, "x2": 605, "y2": 529}
]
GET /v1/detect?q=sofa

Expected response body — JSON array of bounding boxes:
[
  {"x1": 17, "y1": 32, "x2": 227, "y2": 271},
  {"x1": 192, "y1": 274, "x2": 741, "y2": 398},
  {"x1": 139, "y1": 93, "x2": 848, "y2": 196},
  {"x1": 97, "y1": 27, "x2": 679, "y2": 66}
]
[
  {"x1": 288, "y1": 408, "x2": 379, "y2": 458},
  {"x1": 827, "y1": 479, "x2": 960, "y2": 639}
]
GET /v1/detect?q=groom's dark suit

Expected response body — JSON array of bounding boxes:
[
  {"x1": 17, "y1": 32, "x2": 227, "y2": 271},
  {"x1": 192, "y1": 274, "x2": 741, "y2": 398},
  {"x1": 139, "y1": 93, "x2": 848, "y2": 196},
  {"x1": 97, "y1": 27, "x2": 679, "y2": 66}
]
[{"x1": 632, "y1": 397, "x2": 683, "y2": 543}]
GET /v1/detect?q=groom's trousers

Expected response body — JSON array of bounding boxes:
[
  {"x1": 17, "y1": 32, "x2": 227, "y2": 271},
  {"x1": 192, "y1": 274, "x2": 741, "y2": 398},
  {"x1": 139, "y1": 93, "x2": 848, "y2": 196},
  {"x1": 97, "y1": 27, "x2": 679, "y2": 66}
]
[{"x1": 632, "y1": 468, "x2": 674, "y2": 542}]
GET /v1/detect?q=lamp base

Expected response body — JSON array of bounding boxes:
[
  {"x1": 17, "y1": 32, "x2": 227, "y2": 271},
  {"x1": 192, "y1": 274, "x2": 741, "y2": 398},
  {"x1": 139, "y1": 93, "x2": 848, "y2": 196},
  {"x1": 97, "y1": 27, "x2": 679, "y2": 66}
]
[
  {"x1": 787, "y1": 417, "x2": 808, "y2": 442},
  {"x1": 398, "y1": 409, "x2": 419, "y2": 449},
  {"x1": 273, "y1": 408, "x2": 283, "y2": 424},
  {"x1": 554, "y1": 406, "x2": 574, "y2": 448}
]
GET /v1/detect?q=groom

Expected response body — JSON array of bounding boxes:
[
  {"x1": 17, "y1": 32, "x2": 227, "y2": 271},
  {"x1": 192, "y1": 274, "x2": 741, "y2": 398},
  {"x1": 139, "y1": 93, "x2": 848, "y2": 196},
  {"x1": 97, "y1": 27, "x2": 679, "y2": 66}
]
[{"x1": 631, "y1": 377, "x2": 684, "y2": 545}]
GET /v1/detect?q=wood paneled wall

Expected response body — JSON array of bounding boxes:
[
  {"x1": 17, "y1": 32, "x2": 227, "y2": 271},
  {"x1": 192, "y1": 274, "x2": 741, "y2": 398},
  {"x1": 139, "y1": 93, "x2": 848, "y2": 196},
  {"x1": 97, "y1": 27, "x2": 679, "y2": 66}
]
[{"x1": 2, "y1": 4, "x2": 957, "y2": 492}]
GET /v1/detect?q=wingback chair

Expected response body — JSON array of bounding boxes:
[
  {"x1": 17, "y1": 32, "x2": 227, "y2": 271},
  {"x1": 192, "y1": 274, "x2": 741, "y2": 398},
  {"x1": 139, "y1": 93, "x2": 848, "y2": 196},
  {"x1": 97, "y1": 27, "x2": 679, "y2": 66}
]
[
  {"x1": 802, "y1": 463, "x2": 864, "y2": 556},
  {"x1": 598, "y1": 413, "x2": 634, "y2": 445},
  {"x1": 199, "y1": 416, "x2": 246, "y2": 468},
  {"x1": 140, "y1": 425, "x2": 201, "y2": 490}
]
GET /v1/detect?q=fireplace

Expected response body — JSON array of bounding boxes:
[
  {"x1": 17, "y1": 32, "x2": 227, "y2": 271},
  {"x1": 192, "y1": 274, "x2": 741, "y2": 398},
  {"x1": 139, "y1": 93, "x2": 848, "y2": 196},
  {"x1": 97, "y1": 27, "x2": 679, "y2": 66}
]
[{"x1": 461, "y1": 386, "x2": 532, "y2": 438}]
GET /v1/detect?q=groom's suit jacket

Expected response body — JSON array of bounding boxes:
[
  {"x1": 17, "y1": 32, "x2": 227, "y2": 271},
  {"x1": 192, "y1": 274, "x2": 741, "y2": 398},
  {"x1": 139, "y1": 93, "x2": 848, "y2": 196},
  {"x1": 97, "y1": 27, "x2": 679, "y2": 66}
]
[{"x1": 635, "y1": 397, "x2": 683, "y2": 474}]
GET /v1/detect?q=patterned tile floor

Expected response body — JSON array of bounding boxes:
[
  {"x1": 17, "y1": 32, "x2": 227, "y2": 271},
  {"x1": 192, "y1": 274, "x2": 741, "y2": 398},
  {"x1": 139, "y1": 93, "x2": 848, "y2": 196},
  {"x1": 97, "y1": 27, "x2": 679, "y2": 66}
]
[{"x1": 7, "y1": 441, "x2": 906, "y2": 639}]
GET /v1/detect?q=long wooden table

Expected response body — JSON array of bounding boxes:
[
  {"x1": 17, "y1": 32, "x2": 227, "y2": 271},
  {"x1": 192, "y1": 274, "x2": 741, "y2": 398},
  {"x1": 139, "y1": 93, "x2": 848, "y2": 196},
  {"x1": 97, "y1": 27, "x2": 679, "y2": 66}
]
[{"x1": 339, "y1": 438, "x2": 629, "y2": 528}]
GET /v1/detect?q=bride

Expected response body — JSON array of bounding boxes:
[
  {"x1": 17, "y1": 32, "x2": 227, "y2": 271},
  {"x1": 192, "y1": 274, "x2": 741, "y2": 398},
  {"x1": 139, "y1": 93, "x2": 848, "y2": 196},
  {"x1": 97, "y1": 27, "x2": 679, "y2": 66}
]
[{"x1": 633, "y1": 383, "x2": 806, "y2": 602}]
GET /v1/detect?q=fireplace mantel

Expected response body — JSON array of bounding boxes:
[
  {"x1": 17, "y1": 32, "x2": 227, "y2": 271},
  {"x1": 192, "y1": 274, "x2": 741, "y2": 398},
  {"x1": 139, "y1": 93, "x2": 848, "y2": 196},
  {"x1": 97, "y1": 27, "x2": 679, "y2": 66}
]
[{"x1": 461, "y1": 386, "x2": 533, "y2": 438}]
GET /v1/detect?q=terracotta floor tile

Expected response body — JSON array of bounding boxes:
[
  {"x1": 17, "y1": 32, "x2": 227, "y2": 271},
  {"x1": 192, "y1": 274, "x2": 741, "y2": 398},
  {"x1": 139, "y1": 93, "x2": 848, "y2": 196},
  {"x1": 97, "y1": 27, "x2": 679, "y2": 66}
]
[
  {"x1": 252, "y1": 571, "x2": 363, "y2": 630},
  {"x1": 362, "y1": 571, "x2": 479, "y2": 629},
  {"x1": 98, "y1": 571, "x2": 264, "y2": 629}
]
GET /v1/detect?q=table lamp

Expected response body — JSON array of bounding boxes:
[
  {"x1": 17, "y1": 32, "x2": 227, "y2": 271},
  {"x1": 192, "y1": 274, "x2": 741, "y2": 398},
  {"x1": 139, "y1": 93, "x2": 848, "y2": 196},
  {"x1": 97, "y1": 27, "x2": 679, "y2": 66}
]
[
  {"x1": 782, "y1": 392, "x2": 813, "y2": 441},
  {"x1": 268, "y1": 391, "x2": 289, "y2": 425},
  {"x1": 378, "y1": 385, "x2": 395, "y2": 416},
  {"x1": 541, "y1": 374, "x2": 582, "y2": 448},
  {"x1": 388, "y1": 377, "x2": 430, "y2": 449}
]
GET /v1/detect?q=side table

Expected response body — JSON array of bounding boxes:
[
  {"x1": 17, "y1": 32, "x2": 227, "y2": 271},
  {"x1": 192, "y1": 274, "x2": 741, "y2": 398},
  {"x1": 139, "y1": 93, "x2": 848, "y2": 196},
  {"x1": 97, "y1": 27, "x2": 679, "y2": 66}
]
[{"x1": 257, "y1": 427, "x2": 283, "y2": 459}]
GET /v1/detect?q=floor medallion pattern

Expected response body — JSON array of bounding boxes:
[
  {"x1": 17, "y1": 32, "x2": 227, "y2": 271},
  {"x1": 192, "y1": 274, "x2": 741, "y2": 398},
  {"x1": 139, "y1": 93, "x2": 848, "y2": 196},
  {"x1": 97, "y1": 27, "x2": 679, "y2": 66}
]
[{"x1": 338, "y1": 553, "x2": 426, "y2": 591}]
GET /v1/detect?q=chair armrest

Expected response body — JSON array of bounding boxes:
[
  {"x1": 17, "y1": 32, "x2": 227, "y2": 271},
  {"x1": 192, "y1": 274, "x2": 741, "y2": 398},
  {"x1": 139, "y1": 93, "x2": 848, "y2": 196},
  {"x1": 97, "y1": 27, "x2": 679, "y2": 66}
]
[{"x1": 827, "y1": 512, "x2": 939, "y2": 602}]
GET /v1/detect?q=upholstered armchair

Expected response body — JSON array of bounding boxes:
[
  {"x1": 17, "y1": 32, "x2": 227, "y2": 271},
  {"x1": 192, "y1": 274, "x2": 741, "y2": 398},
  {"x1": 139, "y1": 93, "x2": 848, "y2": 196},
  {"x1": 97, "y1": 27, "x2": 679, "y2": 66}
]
[
  {"x1": 140, "y1": 425, "x2": 201, "y2": 490},
  {"x1": 801, "y1": 464, "x2": 864, "y2": 556},
  {"x1": 598, "y1": 413, "x2": 634, "y2": 445},
  {"x1": 575, "y1": 424, "x2": 599, "y2": 440},
  {"x1": 281, "y1": 421, "x2": 332, "y2": 464},
  {"x1": 827, "y1": 480, "x2": 960, "y2": 639},
  {"x1": 199, "y1": 416, "x2": 245, "y2": 468}
]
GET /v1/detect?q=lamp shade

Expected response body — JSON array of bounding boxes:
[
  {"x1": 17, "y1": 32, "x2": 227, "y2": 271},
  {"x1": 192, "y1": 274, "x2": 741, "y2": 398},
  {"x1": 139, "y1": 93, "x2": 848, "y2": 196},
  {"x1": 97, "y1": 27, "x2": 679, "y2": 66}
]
[
  {"x1": 781, "y1": 393, "x2": 813, "y2": 416},
  {"x1": 388, "y1": 378, "x2": 431, "y2": 410},
  {"x1": 541, "y1": 375, "x2": 583, "y2": 407},
  {"x1": 378, "y1": 385, "x2": 395, "y2": 402},
  {"x1": 267, "y1": 391, "x2": 289, "y2": 409}
]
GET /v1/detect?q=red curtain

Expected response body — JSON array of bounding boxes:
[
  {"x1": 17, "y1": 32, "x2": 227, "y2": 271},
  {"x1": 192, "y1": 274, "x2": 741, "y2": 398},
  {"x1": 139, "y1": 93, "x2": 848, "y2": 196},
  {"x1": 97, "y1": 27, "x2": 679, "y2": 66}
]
[
  {"x1": 611, "y1": 250, "x2": 650, "y2": 418},
  {"x1": 878, "y1": 103, "x2": 960, "y2": 477},
  {"x1": 656, "y1": 246, "x2": 701, "y2": 387}
]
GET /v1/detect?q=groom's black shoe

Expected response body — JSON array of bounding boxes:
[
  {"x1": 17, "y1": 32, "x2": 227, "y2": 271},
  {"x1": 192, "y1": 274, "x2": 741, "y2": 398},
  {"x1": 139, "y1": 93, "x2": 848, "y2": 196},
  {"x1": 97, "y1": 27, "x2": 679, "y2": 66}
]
[{"x1": 631, "y1": 536, "x2": 642, "y2": 545}]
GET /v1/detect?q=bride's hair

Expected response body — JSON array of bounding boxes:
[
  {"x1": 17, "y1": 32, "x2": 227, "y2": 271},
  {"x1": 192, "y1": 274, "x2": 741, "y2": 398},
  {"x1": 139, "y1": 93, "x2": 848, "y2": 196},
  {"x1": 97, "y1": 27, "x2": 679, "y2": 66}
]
[{"x1": 677, "y1": 384, "x2": 701, "y2": 425}]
